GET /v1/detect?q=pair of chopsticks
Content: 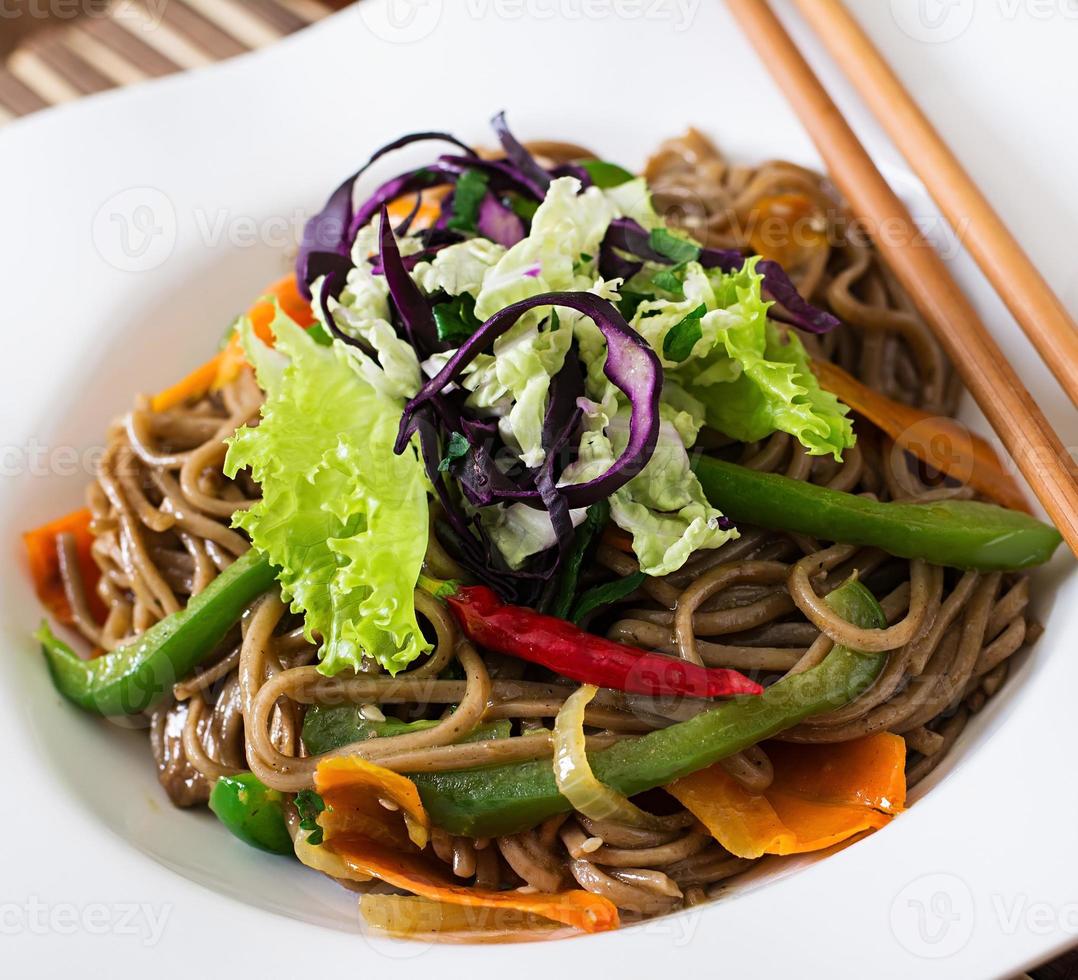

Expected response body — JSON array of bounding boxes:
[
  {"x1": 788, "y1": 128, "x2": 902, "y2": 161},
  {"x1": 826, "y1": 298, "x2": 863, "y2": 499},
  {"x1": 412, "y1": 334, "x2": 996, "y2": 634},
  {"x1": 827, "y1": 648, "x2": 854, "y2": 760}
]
[{"x1": 725, "y1": 0, "x2": 1078, "y2": 557}]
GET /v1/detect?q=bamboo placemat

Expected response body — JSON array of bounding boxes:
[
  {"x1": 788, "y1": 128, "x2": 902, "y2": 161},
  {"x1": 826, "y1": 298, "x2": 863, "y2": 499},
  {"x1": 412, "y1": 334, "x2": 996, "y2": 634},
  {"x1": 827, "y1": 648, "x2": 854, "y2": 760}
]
[{"x1": 0, "y1": 0, "x2": 334, "y2": 124}]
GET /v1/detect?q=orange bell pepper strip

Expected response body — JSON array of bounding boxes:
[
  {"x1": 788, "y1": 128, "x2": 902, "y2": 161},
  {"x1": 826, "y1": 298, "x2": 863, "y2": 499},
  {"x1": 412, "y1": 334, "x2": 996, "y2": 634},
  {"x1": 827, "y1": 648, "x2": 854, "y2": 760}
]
[
  {"x1": 668, "y1": 732, "x2": 906, "y2": 860},
  {"x1": 328, "y1": 835, "x2": 619, "y2": 935},
  {"x1": 316, "y1": 756, "x2": 431, "y2": 851},
  {"x1": 812, "y1": 359, "x2": 1030, "y2": 514},
  {"x1": 23, "y1": 508, "x2": 107, "y2": 628},
  {"x1": 151, "y1": 274, "x2": 316, "y2": 413},
  {"x1": 309, "y1": 757, "x2": 619, "y2": 935}
]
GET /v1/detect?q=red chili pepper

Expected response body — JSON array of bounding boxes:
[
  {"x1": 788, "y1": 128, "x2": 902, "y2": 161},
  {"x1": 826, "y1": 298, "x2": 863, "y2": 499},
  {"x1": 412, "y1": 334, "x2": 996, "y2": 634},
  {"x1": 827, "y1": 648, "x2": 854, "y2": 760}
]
[{"x1": 444, "y1": 585, "x2": 763, "y2": 700}]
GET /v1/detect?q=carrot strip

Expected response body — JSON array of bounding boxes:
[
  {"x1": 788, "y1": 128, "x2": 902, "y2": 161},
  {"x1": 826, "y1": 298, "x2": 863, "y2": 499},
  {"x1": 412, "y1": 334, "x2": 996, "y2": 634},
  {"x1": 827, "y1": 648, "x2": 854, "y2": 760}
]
[
  {"x1": 813, "y1": 359, "x2": 1030, "y2": 513},
  {"x1": 309, "y1": 756, "x2": 618, "y2": 934},
  {"x1": 668, "y1": 733, "x2": 906, "y2": 860},
  {"x1": 385, "y1": 186, "x2": 449, "y2": 232},
  {"x1": 23, "y1": 508, "x2": 107, "y2": 627},
  {"x1": 152, "y1": 275, "x2": 316, "y2": 413},
  {"x1": 600, "y1": 525, "x2": 635, "y2": 555},
  {"x1": 151, "y1": 354, "x2": 226, "y2": 414}
]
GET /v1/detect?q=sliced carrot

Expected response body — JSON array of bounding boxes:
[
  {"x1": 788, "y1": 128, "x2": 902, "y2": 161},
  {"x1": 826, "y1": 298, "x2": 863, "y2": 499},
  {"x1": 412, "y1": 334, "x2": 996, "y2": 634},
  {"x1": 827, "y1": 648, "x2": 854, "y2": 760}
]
[
  {"x1": 600, "y1": 525, "x2": 635, "y2": 555},
  {"x1": 328, "y1": 835, "x2": 619, "y2": 934},
  {"x1": 151, "y1": 354, "x2": 226, "y2": 413},
  {"x1": 385, "y1": 186, "x2": 450, "y2": 233},
  {"x1": 245, "y1": 273, "x2": 316, "y2": 343},
  {"x1": 747, "y1": 192, "x2": 830, "y2": 271},
  {"x1": 151, "y1": 275, "x2": 316, "y2": 413},
  {"x1": 23, "y1": 508, "x2": 107, "y2": 627},
  {"x1": 308, "y1": 756, "x2": 619, "y2": 934},
  {"x1": 668, "y1": 733, "x2": 906, "y2": 860},
  {"x1": 813, "y1": 359, "x2": 1030, "y2": 513}
]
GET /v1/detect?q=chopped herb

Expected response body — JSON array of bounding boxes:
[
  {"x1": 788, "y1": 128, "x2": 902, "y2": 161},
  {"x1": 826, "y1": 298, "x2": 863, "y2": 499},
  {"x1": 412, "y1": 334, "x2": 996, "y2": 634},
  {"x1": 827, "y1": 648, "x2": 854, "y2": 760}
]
[
  {"x1": 306, "y1": 321, "x2": 334, "y2": 346},
  {"x1": 432, "y1": 292, "x2": 481, "y2": 344},
  {"x1": 571, "y1": 571, "x2": 647, "y2": 625},
  {"x1": 580, "y1": 159, "x2": 636, "y2": 189},
  {"x1": 663, "y1": 304, "x2": 708, "y2": 362},
  {"x1": 617, "y1": 290, "x2": 650, "y2": 322},
  {"x1": 219, "y1": 316, "x2": 242, "y2": 350},
  {"x1": 544, "y1": 500, "x2": 610, "y2": 618},
  {"x1": 447, "y1": 169, "x2": 490, "y2": 233},
  {"x1": 649, "y1": 227, "x2": 701, "y2": 264},
  {"x1": 652, "y1": 267, "x2": 686, "y2": 297},
  {"x1": 506, "y1": 194, "x2": 539, "y2": 222},
  {"x1": 295, "y1": 789, "x2": 326, "y2": 846},
  {"x1": 438, "y1": 431, "x2": 470, "y2": 472},
  {"x1": 580, "y1": 253, "x2": 593, "y2": 263}
]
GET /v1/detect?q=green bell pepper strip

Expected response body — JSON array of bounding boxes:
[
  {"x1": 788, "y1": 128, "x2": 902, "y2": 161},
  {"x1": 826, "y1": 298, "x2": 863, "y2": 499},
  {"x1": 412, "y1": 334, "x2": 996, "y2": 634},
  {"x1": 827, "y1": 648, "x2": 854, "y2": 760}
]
[
  {"x1": 411, "y1": 578, "x2": 886, "y2": 838},
  {"x1": 301, "y1": 707, "x2": 512, "y2": 756},
  {"x1": 36, "y1": 549, "x2": 276, "y2": 716},
  {"x1": 209, "y1": 773, "x2": 293, "y2": 855},
  {"x1": 694, "y1": 456, "x2": 1061, "y2": 572}
]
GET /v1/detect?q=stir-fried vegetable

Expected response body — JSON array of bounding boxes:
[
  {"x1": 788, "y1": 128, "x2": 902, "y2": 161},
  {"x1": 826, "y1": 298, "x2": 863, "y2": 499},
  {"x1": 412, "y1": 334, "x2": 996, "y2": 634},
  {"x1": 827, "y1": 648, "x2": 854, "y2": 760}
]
[
  {"x1": 694, "y1": 456, "x2": 1060, "y2": 571},
  {"x1": 209, "y1": 773, "x2": 293, "y2": 855},
  {"x1": 23, "y1": 508, "x2": 105, "y2": 628},
  {"x1": 360, "y1": 894, "x2": 568, "y2": 942},
  {"x1": 317, "y1": 756, "x2": 431, "y2": 850},
  {"x1": 439, "y1": 582, "x2": 762, "y2": 699},
  {"x1": 812, "y1": 358, "x2": 1030, "y2": 513},
  {"x1": 553, "y1": 684, "x2": 667, "y2": 828},
  {"x1": 152, "y1": 274, "x2": 316, "y2": 412},
  {"x1": 297, "y1": 756, "x2": 620, "y2": 934},
  {"x1": 668, "y1": 733, "x2": 906, "y2": 859},
  {"x1": 36, "y1": 549, "x2": 275, "y2": 715},
  {"x1": 412, "y1": 577, "x2": 887, "y2": 837},
  {"x1": 302, "y1": 709, "x2": 511, "y2": 757}
]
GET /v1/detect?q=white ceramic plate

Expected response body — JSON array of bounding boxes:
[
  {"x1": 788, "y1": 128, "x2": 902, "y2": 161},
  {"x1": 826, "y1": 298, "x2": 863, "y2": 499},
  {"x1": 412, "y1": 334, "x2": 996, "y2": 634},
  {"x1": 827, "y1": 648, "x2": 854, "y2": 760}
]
[{"x1": 2, "y1": 2, "x2": 1076, "y2": 977}]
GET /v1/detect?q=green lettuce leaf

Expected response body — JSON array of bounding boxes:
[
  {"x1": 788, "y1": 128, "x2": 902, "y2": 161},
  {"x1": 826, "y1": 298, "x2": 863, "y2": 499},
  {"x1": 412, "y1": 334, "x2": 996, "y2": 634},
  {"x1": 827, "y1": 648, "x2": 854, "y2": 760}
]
[{"x1": 224, "y1": 308, "x2": 430, "y2": 676}]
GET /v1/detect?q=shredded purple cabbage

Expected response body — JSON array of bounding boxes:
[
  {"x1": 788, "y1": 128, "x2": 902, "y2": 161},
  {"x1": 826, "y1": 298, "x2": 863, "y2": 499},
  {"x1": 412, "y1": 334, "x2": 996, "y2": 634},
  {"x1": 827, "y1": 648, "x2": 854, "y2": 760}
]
[
  {"x1": 476, "y1": 194, "x2": 526, "y2": 248},
  {"x1": 296, "y1": 131, "x2": 473, "y2": 298},
  {"x1": 491, "y1": 110, "x2": 553, "y2": 194},
  {"x1": 396, "y1": 291, "x2": 661, "y2": 510},
  {"x1": 377, "y1": 207, "x2": 440, "y2": 356},
  {"x1": 601, "y1": 217, "x2": 840, "y2": 334},
  {"x1": 436, "y1": 154, "x2": 548, "y2": 202}
]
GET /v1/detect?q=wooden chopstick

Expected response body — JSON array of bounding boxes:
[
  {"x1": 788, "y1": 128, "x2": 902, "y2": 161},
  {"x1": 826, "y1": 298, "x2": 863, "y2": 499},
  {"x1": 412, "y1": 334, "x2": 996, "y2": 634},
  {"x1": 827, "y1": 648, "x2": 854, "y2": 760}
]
[
  {"x1": 790, "y1": 0, "x2": 1078, "y2": 409},
  {"x1": 724, "y1": 0, "x2": 1078, "y2": 556}
]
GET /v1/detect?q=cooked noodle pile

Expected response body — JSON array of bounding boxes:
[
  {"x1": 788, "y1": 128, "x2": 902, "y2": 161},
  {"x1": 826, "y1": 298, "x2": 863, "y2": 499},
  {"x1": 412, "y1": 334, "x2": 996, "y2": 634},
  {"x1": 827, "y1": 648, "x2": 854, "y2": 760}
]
[{"x1": 57, "y1": 132, "x2": 1039, "y2": 924}]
